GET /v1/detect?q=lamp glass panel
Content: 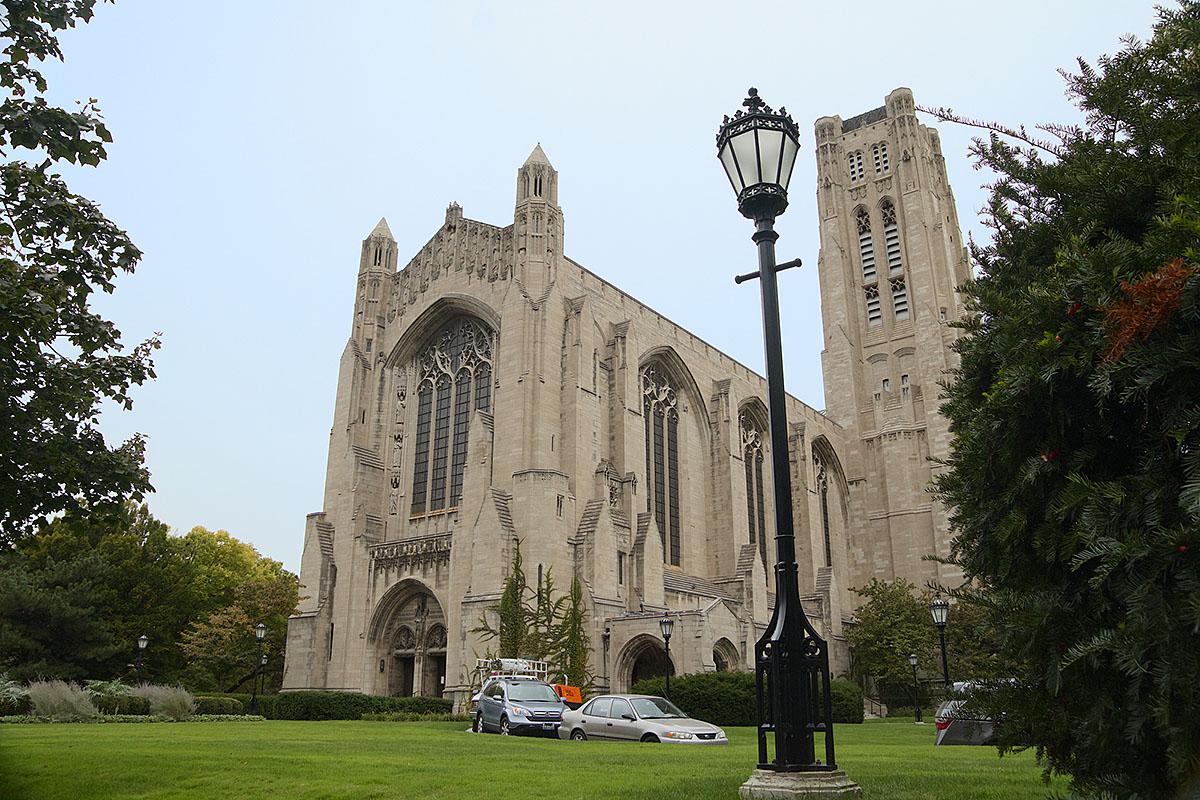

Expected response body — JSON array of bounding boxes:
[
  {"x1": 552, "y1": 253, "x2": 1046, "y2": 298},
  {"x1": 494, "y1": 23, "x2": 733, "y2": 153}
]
[
  {"x1": 757, "y1": 128, "x2": 784, "y2": 186},
  {"x1": 779, "y1": 135, "x2": 800, "y2": 190},
  {"x1": 719, "y1": 144, "x2": 743, "y2": 194},
  {"x1": 730, "y1": 129, "x2": 760, "y2": 186}
]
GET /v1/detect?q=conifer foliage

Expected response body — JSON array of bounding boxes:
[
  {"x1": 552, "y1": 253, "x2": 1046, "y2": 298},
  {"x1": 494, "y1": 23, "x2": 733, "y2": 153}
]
[{"x1": 931, "y1": 5, "x2": 1200, "y2": 796}]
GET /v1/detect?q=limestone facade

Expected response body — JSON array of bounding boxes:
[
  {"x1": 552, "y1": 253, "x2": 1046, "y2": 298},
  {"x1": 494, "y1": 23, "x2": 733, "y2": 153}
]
[{"x1": 282, "y1": 89, "x2": 966, "y2": 708}]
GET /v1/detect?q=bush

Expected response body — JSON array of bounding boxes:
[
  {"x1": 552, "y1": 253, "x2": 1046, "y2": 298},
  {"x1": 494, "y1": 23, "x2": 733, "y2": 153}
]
[
  {"x1": 0, "y1": 674, "x2": 31, "y2": 716},
  {"x1": 195, "y1": 696, "x2": 244, "y2": 715},
  {"x1": 84, "y1": 679, "x2": 130, "y2": 698},
  {"x1": 631, "y1": 671, "x2": 756, "y2": 727},
  {"x1": 630, "y1": 672, "x2": 864, "y2": 727},
  {"x1": 361, "y1": 712, "x2": 470, "y2": 722},
  {"x1": 26, "y1": 680, "x2": 98, "y2": 721},
  {"x1": 274, "y1": 692, "x2": 453, "y2": 721},
  {"x1": 189, "y1": 714, "x2": 264, "y2": 722},
  {"x1": 830, "y1": 679, "x2": 864, "y2": 724},
  {"x1": 213, "y1": 693, "x2": 279, "y2": 718},
  {"x1": 131, "y1": 684, "x2": 195, "y2": 721},
  {"x1": 93, "y1": 695, "x2": 151, "y2": 715}
]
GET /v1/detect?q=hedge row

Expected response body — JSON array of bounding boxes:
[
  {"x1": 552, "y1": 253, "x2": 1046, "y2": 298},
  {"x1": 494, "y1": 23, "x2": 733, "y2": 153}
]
[
  {"x1": 194, "y1": 696, "x2": 244, "y2": 715},
  {"x1": 198, "y1": 693, "x2": 280, "y2": 719},
  {"x1": 274, "y1": 692, "x2": 452, "y2": 720},
  {"x1": 94, "y1": 695, "x2": 152, "y2": 716},
  {"x1": 630, "y1": 672, "x2": 864, "y2": 726}
]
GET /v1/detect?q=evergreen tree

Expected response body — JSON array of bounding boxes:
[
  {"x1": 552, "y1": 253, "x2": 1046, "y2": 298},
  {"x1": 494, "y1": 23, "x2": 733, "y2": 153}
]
[
  {"x1": 931, "y1": 4, "x2": 1200, "y2": 795},
  {"x1": 474, "y1": 539, "x2": 529, "y2": 659}
]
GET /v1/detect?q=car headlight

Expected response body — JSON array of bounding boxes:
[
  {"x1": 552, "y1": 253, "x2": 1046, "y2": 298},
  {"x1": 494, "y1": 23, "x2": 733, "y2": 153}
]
[
  {"x1": 663, "y1": 730, "x2": 694, "y2": 739},
  {"x1": 715, "y1": 729, "x2": 727, "y2": 738},
  {"x1": 509, "y1": 706, "x2": 529, "y2": 717}
]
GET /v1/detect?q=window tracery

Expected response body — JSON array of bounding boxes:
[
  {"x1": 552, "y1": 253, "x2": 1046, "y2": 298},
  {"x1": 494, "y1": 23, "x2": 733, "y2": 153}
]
[
  {"x1": 410, "y1": 317, "x2": 494, "y2": 515},
  {"x1": 642, "y1": 366, "x2": 682, "y2": 566},
  {"x1": 891, "y1": 277, "x2": 909, "y2": 320},
  {"x1": 740, "y1": 412, "x2": 768, "y2": 569},
  {"x1": 864, "y1": 284, "x2": 882, "y2": 327}
]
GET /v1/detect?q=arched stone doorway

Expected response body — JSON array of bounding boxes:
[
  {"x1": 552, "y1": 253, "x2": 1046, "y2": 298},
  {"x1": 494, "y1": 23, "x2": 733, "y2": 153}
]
[
  {"x1": 617, "y1": 634, "x2": 675, "y2": 692},
  {"x1": 370, "y1": 580, "x2": 448, "y2": 697},
  {"x1": 713, "y1": 638, "x2": 739, "y2": 672}
]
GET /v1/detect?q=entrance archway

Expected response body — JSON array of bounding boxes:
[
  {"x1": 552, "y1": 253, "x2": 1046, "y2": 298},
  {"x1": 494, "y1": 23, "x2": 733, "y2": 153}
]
[
  {"x1": 616, "y1": 634, "x2": 675, "y2": 692},
  {"x1": 369, "y1": 580, "x2": 447, "y2": 697},
  {"x1": 713, "y1": 637, "x2": 739, "y2": 672}
]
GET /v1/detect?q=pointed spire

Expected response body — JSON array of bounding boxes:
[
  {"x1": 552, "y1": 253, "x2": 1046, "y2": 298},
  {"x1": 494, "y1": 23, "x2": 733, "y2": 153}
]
[
  {"x1": 367, "y1": 217, "x2": 394, "y2": 240},
  {"x1": 523, "y1": 143, "x2": 552, "y2": 167}
]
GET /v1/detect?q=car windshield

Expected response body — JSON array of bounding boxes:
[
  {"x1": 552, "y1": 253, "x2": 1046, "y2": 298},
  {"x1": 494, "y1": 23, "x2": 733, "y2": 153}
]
[
  {"x1": 506, "y1": 682, "x2": 559, "y2": 702},
  {"x1": 630, "y1": 697, "x2": 686, "y2": 719}
]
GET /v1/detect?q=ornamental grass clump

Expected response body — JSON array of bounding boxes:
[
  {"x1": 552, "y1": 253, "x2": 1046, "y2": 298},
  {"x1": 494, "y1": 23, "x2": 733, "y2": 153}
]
[
  {"x1": 130, "y1": 684, "x2": 195, "y2": 721},
  {"x1": 26, "y1": 680, "x2": 98, "y2": 721}
]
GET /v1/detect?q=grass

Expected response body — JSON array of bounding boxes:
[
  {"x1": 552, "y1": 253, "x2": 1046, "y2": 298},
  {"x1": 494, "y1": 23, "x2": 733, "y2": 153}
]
[{"x1": 0, "y1": 718, "x2": 1060, "y2": 800}]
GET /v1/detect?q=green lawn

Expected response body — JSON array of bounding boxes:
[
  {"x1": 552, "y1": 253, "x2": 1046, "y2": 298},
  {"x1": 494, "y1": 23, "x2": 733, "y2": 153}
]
[{"x1": 0, "y1": 719, "x2": 1059, "y2": 800}]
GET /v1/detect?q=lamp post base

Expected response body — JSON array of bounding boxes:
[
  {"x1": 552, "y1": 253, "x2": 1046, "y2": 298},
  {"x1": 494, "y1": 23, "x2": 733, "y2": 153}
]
[{"x1": 739, "y1": 769, "x2": 862, "y2": 799}]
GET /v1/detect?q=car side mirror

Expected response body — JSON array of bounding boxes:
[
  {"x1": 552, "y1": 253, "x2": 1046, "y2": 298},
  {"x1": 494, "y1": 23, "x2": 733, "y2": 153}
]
[{"x1": 622, "y1": 714, "x2": 635, "y2": 721}]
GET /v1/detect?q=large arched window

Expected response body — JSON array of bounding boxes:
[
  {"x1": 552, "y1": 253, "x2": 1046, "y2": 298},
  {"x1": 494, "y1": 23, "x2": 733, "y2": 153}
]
[
  {"x1": 855, "y1": 206, "x2": 876, "y2": 283},
  {"x1": 410, "y1": 317, "x2": 494, "y2": 515},
  {"x1": 740, "y1": 411, "x2": 768, "y2": 569},
  {"x1": 642, "y1": 366, "x2": 681, "y2": 566}
]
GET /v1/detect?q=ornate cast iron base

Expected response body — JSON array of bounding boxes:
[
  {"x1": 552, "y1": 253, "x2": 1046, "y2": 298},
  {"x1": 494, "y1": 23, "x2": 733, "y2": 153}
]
[{"x1": 739, "y1": 769, "x2": 862, "y2": 799}]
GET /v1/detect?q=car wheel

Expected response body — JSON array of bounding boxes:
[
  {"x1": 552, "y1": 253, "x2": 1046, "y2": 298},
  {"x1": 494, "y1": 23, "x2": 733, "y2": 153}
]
[
  {"x1": 472, "y1": 713, "x2": 481, "y2": 733},
  {"x1": 500, "y1": 716, "x2": 510, "y2": 736},
  {"x1": 640, "y1": 733, "x2": 660, "y2": 743},
  {"x1": 570, "y1": 728, "x2": 587, "y2": 741}
]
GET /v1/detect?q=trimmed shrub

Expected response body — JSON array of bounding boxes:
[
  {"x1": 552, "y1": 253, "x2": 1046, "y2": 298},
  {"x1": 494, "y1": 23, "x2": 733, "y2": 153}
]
[
  {"x1": 214, "y1": 693, "x2": 279, "y2": 718},
  {"x1": 361, "y1": 712, "x2": 470, "y2": 722},
  {"x1": 27, "y1": 680, "x2": 98, "y2": 721},
  {"x1": 0, "y1": 674, "x2": 31, "y2": 716},
  {"x1": 830, "y1": 679, "x2": 864, "y2": 724},
  {"x1": 189, "y1": 714, "x2": 264, "y2": 722},
  {"x1": 195, "y1": 696, "x2": 244, "y2": 715},
  {"x1": 84, "y1": 679, "x2": 130, "y2": 698},
  {"x1": 630, "y1": 672, "x2": 864, "y2": 726},
  {"x1": 631, "y1": 671, "x2": 756, "y2": 727},
  {"x1": 131, "y1": 684, "x2": 195, "y2": 721},
  {"x1": 93, "y1": 695, "x2": 151, "y2": 715},
  {"x1": 274, "y1": 692, "x2": 453, "y2": 721}
]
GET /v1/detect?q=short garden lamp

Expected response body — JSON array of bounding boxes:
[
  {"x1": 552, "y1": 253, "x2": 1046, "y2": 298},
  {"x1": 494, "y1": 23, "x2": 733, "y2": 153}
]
[
  {"x1": 136, "y1": 633, "x2": 149, "y2": 676},
  {"x1": 250, "y1": 622, "x2": 267, "y2": 714},
  {"x1": 929, "y1": 597, "x2": 951, "y2": 688},
  {"x1": 659, "y1": 614, "x2": 675, "y2": 698},
  {"x1": 908, "y1": 653, "x2": 922, "y2": 724}
]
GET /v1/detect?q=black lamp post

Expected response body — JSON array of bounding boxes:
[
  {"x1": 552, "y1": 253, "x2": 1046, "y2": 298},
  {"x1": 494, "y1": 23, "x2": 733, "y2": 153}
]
[
  {"x1": 659, "y1": 614, "x2": 675, "y2": 699},
  {"x1": 929, "y1": 597, "x2": 951, "y2": 689},
  {"x1": 909, "y1": 653, "x2": 922, "y2": 724},
  {"x1": 717, "y1": 88, "x2": 837, "y2": 774},
  {"x1": 250, "y1": 622, "x2": 267, "y2": 714},
  {"x1": 136, "y1": 634, "x2": 149, "y2": 680}
]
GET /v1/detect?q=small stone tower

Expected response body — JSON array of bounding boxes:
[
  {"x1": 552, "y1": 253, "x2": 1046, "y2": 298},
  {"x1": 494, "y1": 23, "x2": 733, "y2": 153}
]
[
  {"x1": 512, "y1": 144, "x2": 563, "y2": 297},
  {"x1": 813, "y1": 88, "x2": 970, "y2": 589}
]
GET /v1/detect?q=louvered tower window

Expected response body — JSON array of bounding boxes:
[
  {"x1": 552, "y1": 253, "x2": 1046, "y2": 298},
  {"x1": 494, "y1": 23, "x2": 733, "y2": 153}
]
[
  {"x1": 864, "y1": 284, "x2": 882, "y2": 327},
  {"x1": 881, "y1": 198, "x2": 904, "y2": 275},
  {"x1": 847, "y1": 151, "x2": 865, "y2": 182},
  {"x1": 891, "y1": 277, "x2": 909, "y2": 321},
  {"x1": 740, "y1": 412, "x2": 769, "y2": 570},
  {"x1": 642, "y1": 366, "x2": 682, "y2": 567},
  {"x1": 872, "y1": 142, "x2": 890, "y2": 174},
  {"x1": 410, "y1": 317, "x2": 494, "y2": 514},
  {"x1": 855, "y1": 206, "x2": 876, "y2": 283}
]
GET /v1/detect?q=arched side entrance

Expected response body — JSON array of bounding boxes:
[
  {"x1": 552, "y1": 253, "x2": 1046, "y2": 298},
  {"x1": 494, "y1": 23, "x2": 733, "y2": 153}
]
[
  {"x1": 368, "y1": 579, "x2": 448, "y2": 697},
  {"x1": 713, "y1": 637, "x2": 740, "y2": 672},
  {"x1": 616, "y1": 634, "x2": 675, "y2": 692}
]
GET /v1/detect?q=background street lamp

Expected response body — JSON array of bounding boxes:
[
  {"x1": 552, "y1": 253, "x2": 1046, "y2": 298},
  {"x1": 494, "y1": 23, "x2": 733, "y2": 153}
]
[
  {"x1": 659, "y1": 614, "x2": 675, "y2": 699},
  {"x1": 717, "y1": 89, "x2": 845, "y2": 784},
  {"x1": 250, "y1": 622, "x2": 267, "y2": 714},
  {"x1": 136, "y1": 634, "x2": 148, "y2": 679},
  {"x1": 929, "y1": 597, "x2": 951, "y2": 688},
  {"x1": 909, "y1": 653, "x2": 922, "y2": 724}
]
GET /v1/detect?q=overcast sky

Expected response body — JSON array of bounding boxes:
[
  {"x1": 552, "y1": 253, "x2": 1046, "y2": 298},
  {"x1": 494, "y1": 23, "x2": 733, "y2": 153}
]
[{"x1": 46, "y1": 1, "x2": 1151, "y2": 571}]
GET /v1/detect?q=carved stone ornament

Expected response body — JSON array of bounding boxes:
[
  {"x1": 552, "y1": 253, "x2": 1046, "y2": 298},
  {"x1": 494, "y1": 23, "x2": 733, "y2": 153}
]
[
  {"x1": 396, "y1": 626, "x2": 416, "y2": 651},
  {"x1": 370, "y1": 534, "x2": 452, "y2": 572}
]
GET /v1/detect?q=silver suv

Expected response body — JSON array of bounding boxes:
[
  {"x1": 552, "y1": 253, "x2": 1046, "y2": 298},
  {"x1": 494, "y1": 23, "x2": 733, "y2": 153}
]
[{"x1": 475, "y1": 677, "x2": 565, "y2": 737}]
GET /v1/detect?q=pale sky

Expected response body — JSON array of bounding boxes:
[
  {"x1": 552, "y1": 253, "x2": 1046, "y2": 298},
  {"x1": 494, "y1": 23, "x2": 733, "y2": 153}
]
[{"x1": 47, "y1": 1, "x2": 1152, "y2": 571}]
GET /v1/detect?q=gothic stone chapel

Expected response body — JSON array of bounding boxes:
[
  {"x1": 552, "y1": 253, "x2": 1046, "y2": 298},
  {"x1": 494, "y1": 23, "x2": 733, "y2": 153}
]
[{"x1": 282, "y1": 88, "x2": 970, "y2": 708}]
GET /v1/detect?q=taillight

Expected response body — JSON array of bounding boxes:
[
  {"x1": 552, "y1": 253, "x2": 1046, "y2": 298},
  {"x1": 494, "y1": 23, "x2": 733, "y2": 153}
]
[{"x1": 935, "y1": 719, "x2": 951, "y2": 731}]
